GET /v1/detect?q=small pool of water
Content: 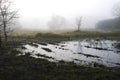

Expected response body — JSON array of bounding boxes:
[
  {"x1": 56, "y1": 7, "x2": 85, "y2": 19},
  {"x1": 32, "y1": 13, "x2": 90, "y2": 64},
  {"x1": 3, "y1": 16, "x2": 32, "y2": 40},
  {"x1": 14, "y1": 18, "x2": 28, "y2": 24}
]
[{"x1": 19, "y1": 40, "x2": 120, "y2": 67}]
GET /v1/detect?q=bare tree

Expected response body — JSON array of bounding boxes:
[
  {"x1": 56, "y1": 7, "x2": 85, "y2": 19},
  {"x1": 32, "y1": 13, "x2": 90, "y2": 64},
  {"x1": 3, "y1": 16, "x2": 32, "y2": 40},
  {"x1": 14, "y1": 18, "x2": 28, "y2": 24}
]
[
  {"x1": 76, "y1": 17, "x2": 82, "y2": 32},
  {"x1": 48, "y1": 15, "x2": 66, "y2": 30},
  {"x1": 0, "y1": 0, "x2": 18, "y2": 41}
]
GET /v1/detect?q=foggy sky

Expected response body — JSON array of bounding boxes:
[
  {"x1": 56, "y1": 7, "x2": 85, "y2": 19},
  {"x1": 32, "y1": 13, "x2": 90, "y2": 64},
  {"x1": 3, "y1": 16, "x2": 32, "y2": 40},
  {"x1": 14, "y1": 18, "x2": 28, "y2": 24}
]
[{"x1": 13, "y1": 0, "x2": 120, "y2": 30}]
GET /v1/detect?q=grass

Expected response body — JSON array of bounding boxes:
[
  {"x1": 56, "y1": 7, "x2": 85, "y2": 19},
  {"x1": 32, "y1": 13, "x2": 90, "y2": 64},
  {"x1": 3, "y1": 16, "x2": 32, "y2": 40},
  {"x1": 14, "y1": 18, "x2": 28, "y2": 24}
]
[
  {"x1": 64, "y1": 30, "x2": 120, "y2": 40},
  {"x1": 10, "y1": 30, "x2": 120, "y2": 43},
  {"x1": 0, "y1": 30, "x2": 120, "y2": 80}
]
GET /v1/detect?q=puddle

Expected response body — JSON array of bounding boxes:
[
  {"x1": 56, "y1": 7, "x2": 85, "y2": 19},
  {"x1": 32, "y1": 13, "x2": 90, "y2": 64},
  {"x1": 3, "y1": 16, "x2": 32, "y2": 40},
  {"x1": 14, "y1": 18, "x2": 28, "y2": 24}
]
[{"x1": 19, "y1": 40, "x2": 120, "y2": 67}]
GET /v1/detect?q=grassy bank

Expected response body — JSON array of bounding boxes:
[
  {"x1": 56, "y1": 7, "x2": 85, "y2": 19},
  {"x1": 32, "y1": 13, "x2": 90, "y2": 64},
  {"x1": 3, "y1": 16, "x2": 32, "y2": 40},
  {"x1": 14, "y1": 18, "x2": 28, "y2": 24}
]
[
  {"x1": 9, "y1": 30, "x2": 120, "y2": 43},
  {"x1": 63, "y1": 30, "x2": 120, "y2": 40}
]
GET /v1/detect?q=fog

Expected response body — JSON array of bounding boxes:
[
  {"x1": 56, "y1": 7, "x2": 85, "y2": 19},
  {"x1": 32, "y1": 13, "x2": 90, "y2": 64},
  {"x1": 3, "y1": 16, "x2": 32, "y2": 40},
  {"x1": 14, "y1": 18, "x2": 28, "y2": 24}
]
[{"x1": 13, "y1": 0, "x2": 120, "y2": 30}]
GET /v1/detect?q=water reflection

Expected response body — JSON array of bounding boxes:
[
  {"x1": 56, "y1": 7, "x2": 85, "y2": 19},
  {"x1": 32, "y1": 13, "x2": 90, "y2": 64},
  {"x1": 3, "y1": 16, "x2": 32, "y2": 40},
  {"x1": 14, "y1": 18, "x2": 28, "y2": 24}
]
[
  {"x1": 77, "y1": 40, "x2": 83, "y2": 53},
  {"x1": 19, "y1": 40, "x2": 120, "y2": 67}
]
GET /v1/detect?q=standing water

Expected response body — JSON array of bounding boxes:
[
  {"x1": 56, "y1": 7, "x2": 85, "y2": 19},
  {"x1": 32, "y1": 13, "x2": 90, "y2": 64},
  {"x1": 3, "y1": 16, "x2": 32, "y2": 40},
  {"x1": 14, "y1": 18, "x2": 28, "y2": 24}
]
[{"x1": 19, "y1": 40, "x2": 120, "y2": 67}]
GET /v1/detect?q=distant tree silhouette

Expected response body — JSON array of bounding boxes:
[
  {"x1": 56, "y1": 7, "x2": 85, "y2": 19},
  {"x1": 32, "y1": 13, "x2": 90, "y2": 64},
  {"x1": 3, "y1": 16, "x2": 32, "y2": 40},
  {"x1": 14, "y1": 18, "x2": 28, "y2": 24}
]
[
  {"x1": 97, "y1": 2, "x2": 120, "y2": 30},
  {"x1": 76, "y1": 17, "x2": 82, "y2": 32},
  {"x1": 48, "y1": 15, "x2": 66, "y2": 30},
  {"x1": 112, "y1": 2, "x2": 120, "y2": 17}
]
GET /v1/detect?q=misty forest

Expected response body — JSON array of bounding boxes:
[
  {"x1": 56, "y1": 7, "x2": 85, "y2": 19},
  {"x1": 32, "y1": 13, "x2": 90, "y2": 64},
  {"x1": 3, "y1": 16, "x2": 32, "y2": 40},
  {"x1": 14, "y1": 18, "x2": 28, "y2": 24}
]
[{"x1": 0, "y1": 0, "x2": 120, "y2": 80}]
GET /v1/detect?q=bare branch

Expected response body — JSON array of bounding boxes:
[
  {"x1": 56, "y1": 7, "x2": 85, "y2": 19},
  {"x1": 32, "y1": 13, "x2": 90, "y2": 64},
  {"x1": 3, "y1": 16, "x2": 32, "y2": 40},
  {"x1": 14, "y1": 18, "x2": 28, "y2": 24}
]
[{"x1": 7, "y1": 10, "x2": 18, "y2": 22}]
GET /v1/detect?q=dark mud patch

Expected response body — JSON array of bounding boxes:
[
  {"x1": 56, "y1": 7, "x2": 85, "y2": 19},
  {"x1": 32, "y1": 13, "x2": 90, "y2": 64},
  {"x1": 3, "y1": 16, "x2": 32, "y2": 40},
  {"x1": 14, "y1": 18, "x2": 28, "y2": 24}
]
[
  {"x1": 41, "y1": 47, "x2": 52, "y2": 52},
  {"x1": 85, "y1": 46, "x2": 91, "y2": 48},
  {"x1": 60, "y1": 45, "x2": 66, "y2": 47},
  {"x1": 55, "y1": 46, "x2": 69, "y2": 51},
  {"x1": 28, "y1": 43, "x2": 39, "y2": 48},
  {"x1": 21, "y1": 46, "x2": 27, "y2": 49},
  {"x1": 58, "y1": 47, "x2": 66, "y2": 50},
  {"x1": 73, "y1": 59, "x2": 86, "y2": 62},
  {"x1": 94, "y1": 47, "x2": 108, "y2": 50},
  {"x1": 116, "y1": 51, "x2": 120, "y2": 53},
  {"x1": 115, "y1": 43, "x2": 120, "y2": 50},
  {"x1": 24, "y1": 52, "x2": 32, "y2": 56},
  {"x1": 48, "y1": 42, "x2": 60, "y2": 45},
  {"x1": 58, "y1": 60, "x2": 75, "y2": 65},
  {"x1": 38, "y1": 42, "x2": 48, "y2": 46},
  {"x1": 85, "y1": 46, "x2": 112, "y2": 51},
  {"x1": 77, "y1": 52, "x2": 100, "y2": 58},
  {"x1": 114, "y1": 63, "x2": 120, "y2": 66},
  {"x1": 92, "y1": 62, "x2": 106, "y2": 68},
  {"x1": 35, "y1": 53, "x2": 54, "y2": 59},
  {"x1": 74, "y1": 44, "x2": 77, "y2": 46}
]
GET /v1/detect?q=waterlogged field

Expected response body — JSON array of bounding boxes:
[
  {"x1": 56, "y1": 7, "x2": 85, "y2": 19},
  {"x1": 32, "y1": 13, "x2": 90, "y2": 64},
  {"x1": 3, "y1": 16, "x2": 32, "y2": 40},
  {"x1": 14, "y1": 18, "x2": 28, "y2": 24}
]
[
  {"x1": 19, "y1": 40, "x2": 120, "y2": 67},
  {"x1": 1, "y1": 31, "x2": 120, "y2": 80}
]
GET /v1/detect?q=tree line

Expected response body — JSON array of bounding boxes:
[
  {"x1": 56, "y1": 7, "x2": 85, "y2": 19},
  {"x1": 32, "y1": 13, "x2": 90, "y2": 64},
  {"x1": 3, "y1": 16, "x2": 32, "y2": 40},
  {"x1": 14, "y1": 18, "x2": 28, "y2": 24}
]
[{"x1": 0, "y1": 0, "x2": 83, "y2": 48}]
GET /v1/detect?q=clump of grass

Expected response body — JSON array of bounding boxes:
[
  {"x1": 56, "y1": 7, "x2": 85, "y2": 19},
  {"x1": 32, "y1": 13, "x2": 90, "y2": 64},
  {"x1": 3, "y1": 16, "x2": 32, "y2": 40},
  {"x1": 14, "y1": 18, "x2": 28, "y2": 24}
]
[
  {"x1": 21, "y1": 46, "x2": 27, "y2": 49},
  {"x1": 93, "y1": 62, "x2": 106, "y2": 68},
  {"x1": 28, "y1": 42, "x2": 38, "y2": 47},
  {"x1": 38, "y1": 42, "x2": 48, "y2": 46}
]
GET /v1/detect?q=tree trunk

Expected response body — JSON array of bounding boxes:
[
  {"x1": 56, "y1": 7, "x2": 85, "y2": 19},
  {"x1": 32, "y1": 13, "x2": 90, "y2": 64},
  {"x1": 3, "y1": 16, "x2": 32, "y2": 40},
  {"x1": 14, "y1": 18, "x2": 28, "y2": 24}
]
[
  {"x1": 3, "y1": 21, "x2": 7, "y2": 41},
  {"x1": 0, "y1": 34, "x2": 2, "y2": 48},
  {"x1": 78, "y1": 25, "x2": 80, "y2": 32},
  {"x1": 78, "y1": 24, "x2": 80, "y2": 32}
]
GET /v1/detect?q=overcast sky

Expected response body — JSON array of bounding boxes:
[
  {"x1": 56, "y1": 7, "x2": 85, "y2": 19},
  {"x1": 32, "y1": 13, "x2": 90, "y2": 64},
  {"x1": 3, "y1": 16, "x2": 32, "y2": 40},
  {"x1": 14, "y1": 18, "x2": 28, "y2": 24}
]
[{"x1": 13, "y1": 0, "x2": 120, "y2": 30}]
